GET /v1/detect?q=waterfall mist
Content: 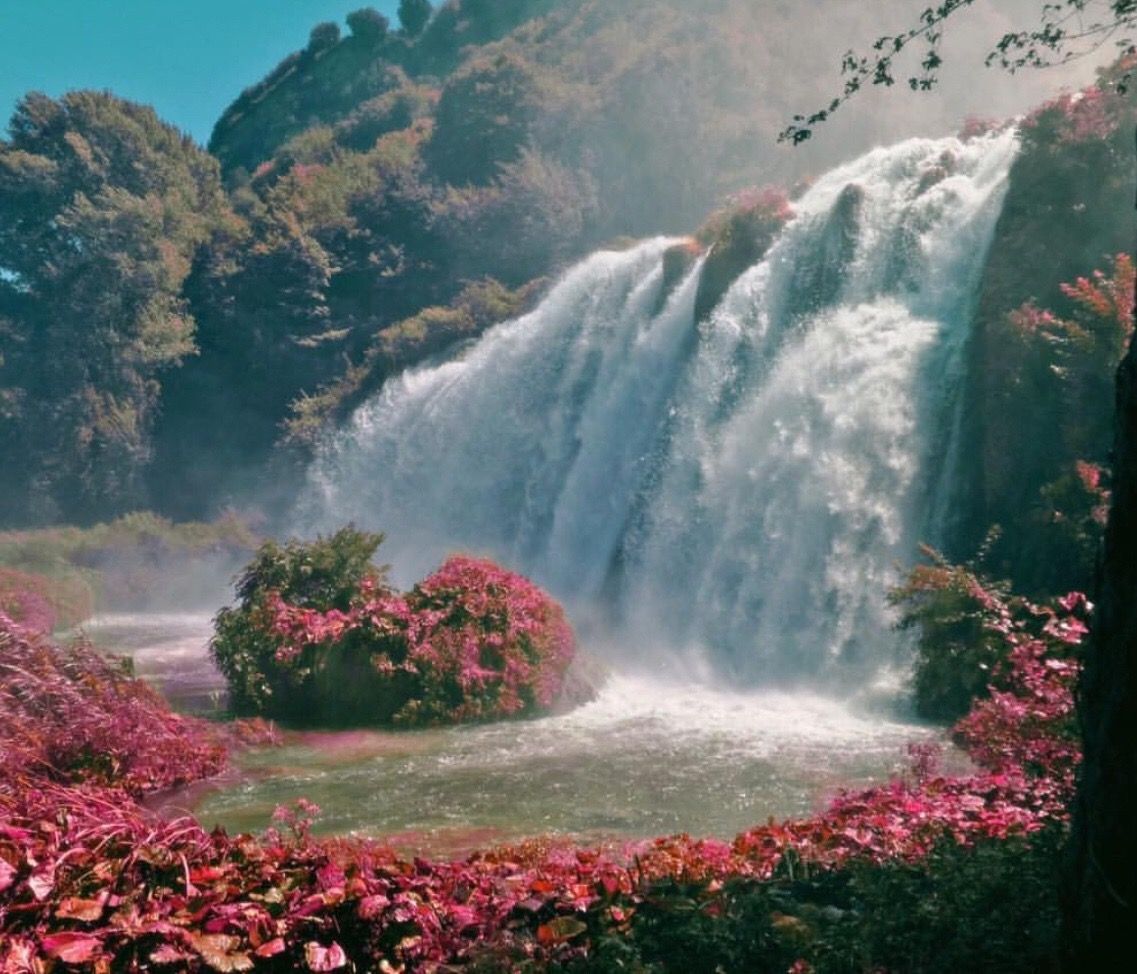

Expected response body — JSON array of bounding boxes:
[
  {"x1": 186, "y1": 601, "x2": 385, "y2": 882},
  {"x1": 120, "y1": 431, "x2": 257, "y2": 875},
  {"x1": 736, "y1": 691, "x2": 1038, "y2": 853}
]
[{"x1": 299, "y1": 130, "x2": 1019, "y2": 687}]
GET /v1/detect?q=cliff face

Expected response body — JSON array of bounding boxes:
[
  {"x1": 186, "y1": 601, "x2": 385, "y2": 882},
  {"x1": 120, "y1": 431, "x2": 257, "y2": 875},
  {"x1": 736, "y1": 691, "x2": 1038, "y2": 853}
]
[
  {"x1": 1064, "y1": 326, "x2": 1137, "y2": 968},
  {"x1": 954, "y1": 77, "x2": 1137, "y2": 594}
]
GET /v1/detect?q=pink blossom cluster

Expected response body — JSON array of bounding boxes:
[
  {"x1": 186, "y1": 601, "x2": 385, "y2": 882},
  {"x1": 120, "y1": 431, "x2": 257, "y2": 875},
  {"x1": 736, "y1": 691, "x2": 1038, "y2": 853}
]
[{"x1": 266, "y1": 555, "x2": 576, "y2": 725}]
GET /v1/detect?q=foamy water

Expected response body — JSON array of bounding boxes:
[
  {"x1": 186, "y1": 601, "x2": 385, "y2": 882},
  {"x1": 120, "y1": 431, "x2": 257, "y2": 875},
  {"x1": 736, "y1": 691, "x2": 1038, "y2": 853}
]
[
  {"x1": 79, "y1": 613, "x2": 225, "y2": 713},
  {"x1": 79, "y1": 614, "x2": 943, "y2": 855},
  {"x1": 193, "y1": 672, "x2": 936, "y2": 853}
]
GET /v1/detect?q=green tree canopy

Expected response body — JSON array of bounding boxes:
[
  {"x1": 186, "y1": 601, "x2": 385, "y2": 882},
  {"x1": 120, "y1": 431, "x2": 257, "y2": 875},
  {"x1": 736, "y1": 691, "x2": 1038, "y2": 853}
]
[
  {"x1": 397, "y1": 0, "x2": 433, "y2": 38},
  {"x1": 347, "y1": 7, "x2": 390, "y2": 43},
  {"x1": 0, "y1": 91, "x2": 228, "y2": 523}
]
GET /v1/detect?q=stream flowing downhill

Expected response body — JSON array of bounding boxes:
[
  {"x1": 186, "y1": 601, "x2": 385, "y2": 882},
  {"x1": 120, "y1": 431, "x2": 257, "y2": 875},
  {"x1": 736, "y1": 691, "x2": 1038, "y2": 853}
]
[{"x1": 190, "y1": 132, "x2": 1019, "y2": 850}]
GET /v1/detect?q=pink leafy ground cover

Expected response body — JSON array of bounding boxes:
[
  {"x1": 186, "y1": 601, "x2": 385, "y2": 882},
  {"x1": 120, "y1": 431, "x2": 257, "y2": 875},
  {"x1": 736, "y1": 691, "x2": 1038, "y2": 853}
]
[
  {"x1": 0, "y1": 575, "x2": 1082, "y2": 972},
  {"x1": 0, "y1": 613, "x2": 229, "y2": 797}
]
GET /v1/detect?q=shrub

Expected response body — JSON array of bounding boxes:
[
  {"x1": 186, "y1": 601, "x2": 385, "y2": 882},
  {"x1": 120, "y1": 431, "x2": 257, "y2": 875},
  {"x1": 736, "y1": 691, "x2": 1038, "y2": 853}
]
[
  {"x1": 210, "y1": 527, "x2": 389, "y2": 716},
  {"x1": 890, "y1": 546, "x2": 1013, "y2": 720},
  {"x1": 346, "y1": 7, "x2": 390, "y2": 43},
  {"x1": 210, "y1": 531, "x2": 577, "y2": 726},
  {"x1": 835, "y1": 828, "x2": 1064, "y2": 974},
  {"x1": 308, "y1": 21, "x2": 342, "y2": 53},
  {"x1": 891, "y1": 545, "x2": 1088, "y2": 724},
  {"x1": 0, "y1": 569, "x2": 58, "y2": 633},
  {"x1": 0, "y1": 613, "x2": 227, "y2": 796},
  {"x1": 425, "y1": 50, "x2": 553, "y2": 185}
]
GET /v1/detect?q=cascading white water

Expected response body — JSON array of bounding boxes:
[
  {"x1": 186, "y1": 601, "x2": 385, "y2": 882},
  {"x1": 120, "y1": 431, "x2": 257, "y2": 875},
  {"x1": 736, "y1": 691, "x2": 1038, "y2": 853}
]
[{"x1": 300, "y1": 130, "x2": 1018, "y2": 685}]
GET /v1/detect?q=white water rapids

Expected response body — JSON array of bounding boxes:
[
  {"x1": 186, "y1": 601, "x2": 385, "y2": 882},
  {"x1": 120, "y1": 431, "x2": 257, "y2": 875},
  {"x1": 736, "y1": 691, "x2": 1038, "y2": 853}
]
[
  {"x1": 81, "y1": 613, "x2": 942, "y2": 851},
  {"x1": 299, "y1": 130, "x2": 1018, "y2": 685}
]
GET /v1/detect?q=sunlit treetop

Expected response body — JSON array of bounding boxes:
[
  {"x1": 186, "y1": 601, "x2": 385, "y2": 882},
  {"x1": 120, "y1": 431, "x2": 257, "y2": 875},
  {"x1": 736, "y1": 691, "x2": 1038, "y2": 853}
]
[{"x1": 781, "y1": 0, "x2": 1137, "y2": 143}]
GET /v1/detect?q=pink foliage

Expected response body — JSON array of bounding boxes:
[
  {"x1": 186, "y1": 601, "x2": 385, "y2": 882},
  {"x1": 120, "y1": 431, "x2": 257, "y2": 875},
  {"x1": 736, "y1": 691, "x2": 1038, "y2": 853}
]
[
  {"x1": 1024, "y1": 85, "x2": 1119, "y2": 144},
  {"x1": 1007, "y1": 300, "x2": 1060, "y2": 337},
  {"x1": 0, "y1": 586, "x2": 55, "y2": 635},
  {"x1": 0, "y1": 613, "x2": 227, "y2": 798},
  {"x1": 0, "y1": 567, "x2": 63, "y2": 634},
  {"x1": 728, "y1": 185, "x2": 795, "y2": 225},
  {"x1": 0, "y1": 577, "x2": 1085, "y2": 970},
  {"x1": 268, "y1": 555, "x2": 576, "y2": 725},
  {"x1": 1059, "y1": 252, "x2": 1136, "y2": 346}
]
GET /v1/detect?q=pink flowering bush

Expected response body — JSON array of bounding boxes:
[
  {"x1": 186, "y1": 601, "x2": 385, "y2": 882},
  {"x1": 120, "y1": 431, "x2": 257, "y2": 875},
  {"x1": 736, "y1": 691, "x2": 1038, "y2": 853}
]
[
  {"x1": 892, "y1": 542, "x2": 1088, "y2": 725},
  {"x1": 1023, "y1": 85, "x2": 1119, "y2": 145},
  {"x1": 0, "y1": 612, "x2": 228, "y2": 798},
  {"x1": 211, "y1": 528, "x2": 577, "y2": 727},
  {"x1": 696, "y1": 185, "x2": 794, "y2": 249}
]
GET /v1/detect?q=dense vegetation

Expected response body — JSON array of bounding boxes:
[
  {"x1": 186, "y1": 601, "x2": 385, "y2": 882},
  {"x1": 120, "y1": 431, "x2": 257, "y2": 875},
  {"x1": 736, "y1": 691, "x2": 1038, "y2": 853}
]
[
  {"x1": 957, "y1": 60, "x2": 1137, "y2": 594},
  {"x1": 0, "y1": 0, "x2": 1091, "y2": 531},
  {"x1": 211, "y1": 528, "x2": 579, "y2": 726},
  {"x1": 0, "y1": 564, "x2": 1082, "y2": 970},
  {"x1": 0, "y1": 512, "x2": 259, "y2": 623},
  {"x1": 0, "y1": 94, "x2": 228, "y2": 523}
]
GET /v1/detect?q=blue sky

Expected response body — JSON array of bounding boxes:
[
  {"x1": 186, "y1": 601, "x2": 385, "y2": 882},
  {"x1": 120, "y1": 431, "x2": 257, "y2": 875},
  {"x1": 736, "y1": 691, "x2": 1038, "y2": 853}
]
[{"x1": 0, "y1": 1, "x2": 401, "y2": 144}]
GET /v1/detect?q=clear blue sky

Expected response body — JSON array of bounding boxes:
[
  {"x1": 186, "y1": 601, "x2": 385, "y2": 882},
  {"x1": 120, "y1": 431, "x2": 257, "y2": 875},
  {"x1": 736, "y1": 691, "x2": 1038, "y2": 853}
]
[{"x1": 0, "y1": 1, "x2": 401, "y2": 144}]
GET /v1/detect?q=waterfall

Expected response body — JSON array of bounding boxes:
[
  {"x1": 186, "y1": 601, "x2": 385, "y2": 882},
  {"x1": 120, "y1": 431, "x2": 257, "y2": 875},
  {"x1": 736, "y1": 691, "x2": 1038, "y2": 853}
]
[{"x1": 300, "y1": 130, "x2": 1018, "y2": 685}]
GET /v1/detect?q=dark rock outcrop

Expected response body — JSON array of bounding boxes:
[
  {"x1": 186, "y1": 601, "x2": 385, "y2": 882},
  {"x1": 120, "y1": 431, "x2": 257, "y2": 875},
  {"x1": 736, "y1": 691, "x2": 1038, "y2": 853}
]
[
  {"x1": 655, "y1": 238, "x2": 703, "y2": 314},
  {"x1": 693, "y1": 190, "x2": 792, "y2": 322},
  {"x1": 1064, "y1": 325, "x2": 1137, "y2": 968},
  {"x1": 785, "y1": 182, "x2": 863, "y2": 320}
]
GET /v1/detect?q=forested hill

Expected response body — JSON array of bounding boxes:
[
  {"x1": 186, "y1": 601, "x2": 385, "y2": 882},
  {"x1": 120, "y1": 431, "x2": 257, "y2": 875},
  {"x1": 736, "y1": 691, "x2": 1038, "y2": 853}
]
[{"x1": 0, "y1": 0, "x2": 1131, "y2": 602}]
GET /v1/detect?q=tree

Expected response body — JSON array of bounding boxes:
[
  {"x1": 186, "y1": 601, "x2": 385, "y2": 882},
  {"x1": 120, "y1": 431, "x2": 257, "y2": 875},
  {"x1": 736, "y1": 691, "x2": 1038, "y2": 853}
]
[
  {"x1": 425, "y1": 50, "x2": 552, "y2": 185},
  {"x1": 781, "y1": 0, "x2": 1137, "y2": 143},
  {"x1": 307, "y1": 21, "x2": 341, "y2": 53},
  {"x1": 0, "y1": 91, "x2": 227, "y2": 523},
  {"x1": 397, "y1": 0, "x2": 432, "y2": 38},
  {"x1": 346, "y1": 7, "x2": 389, "y2": 43}
]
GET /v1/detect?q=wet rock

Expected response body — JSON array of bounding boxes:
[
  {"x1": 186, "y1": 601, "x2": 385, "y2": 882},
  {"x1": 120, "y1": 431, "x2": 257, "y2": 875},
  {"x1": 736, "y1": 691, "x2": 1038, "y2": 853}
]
[
  {"x1": 657, "y1": 238, "x2": 703, "y2": 313},
  {"x1": 786, "y1": 182, "x2": 864, "y2": 319},
  {"x1": 693, "y1": 188, "x2": 793, "y2": 322}
]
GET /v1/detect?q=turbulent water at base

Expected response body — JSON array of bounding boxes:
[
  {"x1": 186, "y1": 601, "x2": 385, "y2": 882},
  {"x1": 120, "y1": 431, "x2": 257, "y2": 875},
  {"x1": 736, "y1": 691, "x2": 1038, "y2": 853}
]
[
  {"x1": 300, "y1": 131, "x2": 1018, "y2": 684},
  {"x1": 87, "y1": 615, "x2": 938, "y2": 852},
  {"x1": 192, "y1": 675, "x2": 937, "y2": 854}
]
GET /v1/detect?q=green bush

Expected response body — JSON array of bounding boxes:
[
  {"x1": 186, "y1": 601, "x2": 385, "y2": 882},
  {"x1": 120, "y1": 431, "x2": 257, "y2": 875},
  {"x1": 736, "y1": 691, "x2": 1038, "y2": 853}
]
[
  {"x1": 841, "y1": 829, "x2": 1063, "y2": 974},
  {"x1": 210, "y1": 527, "x2": 388, "y2": 716},
  {"x1": 548, "y1": 829, "x2": 1063, "y2": 973},
  {"x1": 890, "y1": 546, "x2": 1012, "y2": 721}
]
